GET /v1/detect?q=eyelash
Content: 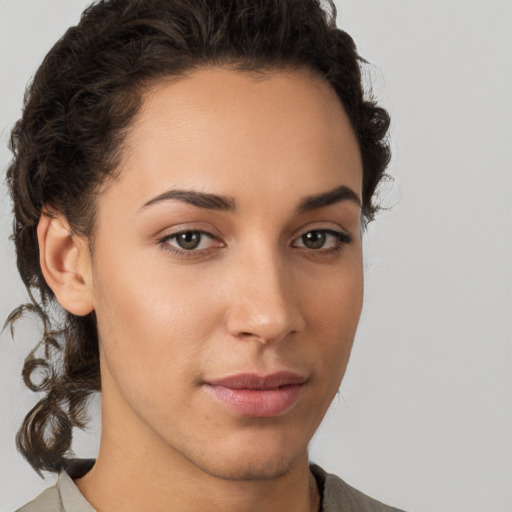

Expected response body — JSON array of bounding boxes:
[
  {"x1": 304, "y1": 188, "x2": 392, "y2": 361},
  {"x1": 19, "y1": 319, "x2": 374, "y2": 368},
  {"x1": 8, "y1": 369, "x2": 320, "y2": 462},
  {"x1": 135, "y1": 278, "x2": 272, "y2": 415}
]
[{"x1": 158, "y1": 228, "x2": 352, "y2": 259}]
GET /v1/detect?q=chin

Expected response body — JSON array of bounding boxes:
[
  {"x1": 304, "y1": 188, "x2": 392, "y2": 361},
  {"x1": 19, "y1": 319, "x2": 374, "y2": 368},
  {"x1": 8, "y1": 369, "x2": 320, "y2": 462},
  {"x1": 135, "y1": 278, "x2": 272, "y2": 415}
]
[
  {"x1": 196, "y1": 451, "x2": 307, "y2": 482},
  {"x1": 177, "y1": 430, "x2": 310, "y2": 482}
]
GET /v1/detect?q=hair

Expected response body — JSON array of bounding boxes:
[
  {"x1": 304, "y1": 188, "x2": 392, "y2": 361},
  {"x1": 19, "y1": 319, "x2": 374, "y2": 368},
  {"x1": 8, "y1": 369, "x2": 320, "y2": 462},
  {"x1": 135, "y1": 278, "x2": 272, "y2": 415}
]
[{"x1": 4, "y1": 0, "x2": 390, "y2": 475}]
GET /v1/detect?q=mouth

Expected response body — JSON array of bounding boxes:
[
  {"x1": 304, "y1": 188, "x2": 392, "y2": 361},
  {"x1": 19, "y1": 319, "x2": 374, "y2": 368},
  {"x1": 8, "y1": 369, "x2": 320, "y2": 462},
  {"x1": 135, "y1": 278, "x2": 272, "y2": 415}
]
[{"x1": 203, "y1": 371, "x2": 307, "y2": 418}]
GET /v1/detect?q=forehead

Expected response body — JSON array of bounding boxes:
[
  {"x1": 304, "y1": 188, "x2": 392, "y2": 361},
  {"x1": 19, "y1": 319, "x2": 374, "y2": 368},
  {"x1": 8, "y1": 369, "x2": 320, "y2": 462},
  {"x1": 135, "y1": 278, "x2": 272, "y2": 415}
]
[{"x1": 101, "y1": 67, "x2": 362, "y2": 214}]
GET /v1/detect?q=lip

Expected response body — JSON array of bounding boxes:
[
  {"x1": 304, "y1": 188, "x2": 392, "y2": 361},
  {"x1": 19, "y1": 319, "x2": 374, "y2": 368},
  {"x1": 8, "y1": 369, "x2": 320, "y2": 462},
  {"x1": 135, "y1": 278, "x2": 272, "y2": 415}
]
[{"x1": 203, "y1": 372, "x2": 307, "y2": 418}]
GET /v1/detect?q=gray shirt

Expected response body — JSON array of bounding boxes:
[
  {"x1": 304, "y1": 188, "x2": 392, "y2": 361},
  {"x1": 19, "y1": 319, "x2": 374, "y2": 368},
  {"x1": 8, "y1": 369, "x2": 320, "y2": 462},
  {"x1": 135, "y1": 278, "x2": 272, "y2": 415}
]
[{"x1": 16, "y1": 462, "x2": 405, "y2": 512}]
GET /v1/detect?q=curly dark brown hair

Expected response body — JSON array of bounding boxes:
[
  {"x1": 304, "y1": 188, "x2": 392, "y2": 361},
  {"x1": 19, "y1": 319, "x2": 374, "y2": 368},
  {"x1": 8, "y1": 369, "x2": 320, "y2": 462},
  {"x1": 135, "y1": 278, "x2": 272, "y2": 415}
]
[{"x1": 4, "y1": 0, "x2": 390, "y2": 475}]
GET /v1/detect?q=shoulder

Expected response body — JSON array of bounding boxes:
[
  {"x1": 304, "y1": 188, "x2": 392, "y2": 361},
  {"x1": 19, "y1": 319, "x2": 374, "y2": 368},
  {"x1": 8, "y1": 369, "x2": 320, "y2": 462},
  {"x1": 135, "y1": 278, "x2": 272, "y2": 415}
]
[
  {"x1": 15, "y1": 485, "x2": 63, "y2": 512},
  {"x1": 15, "y1": 460, "x2": 96, "y2": 512},
  {"x1": 311, "y1": 464, "x2": 407, "y2": 512}
]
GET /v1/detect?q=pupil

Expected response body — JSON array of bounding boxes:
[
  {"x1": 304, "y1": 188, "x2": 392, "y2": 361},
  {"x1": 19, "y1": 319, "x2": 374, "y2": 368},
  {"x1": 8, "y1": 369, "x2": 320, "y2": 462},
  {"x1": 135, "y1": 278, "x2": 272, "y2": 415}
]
[
  {"x1": 303, "y1": 231, "x2": 325, "y2": 249},
  {"x1": 177, "y1": 231, "x2": 201, "y2": 250}
]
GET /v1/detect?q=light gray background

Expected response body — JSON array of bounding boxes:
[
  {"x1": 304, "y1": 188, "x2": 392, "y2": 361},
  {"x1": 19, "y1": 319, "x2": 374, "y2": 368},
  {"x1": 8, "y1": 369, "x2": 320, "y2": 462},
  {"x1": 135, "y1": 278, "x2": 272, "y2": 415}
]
[{"x1": 1, "y1": 1, "x2": 511, "y2": 511}]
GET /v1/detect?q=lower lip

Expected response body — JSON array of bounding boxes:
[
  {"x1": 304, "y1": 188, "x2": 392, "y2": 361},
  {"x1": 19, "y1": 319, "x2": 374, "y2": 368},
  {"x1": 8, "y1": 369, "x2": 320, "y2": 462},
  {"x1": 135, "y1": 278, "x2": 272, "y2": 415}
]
[{"x1": 204, "y1": 383, "x2": 304, "y2": 417}]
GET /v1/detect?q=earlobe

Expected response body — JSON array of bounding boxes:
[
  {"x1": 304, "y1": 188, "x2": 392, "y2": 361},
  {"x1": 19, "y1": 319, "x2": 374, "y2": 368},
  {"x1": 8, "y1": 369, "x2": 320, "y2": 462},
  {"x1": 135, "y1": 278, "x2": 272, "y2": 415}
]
[{"x1": 37, "y1": 212, "x2": 94, "y2": 316}]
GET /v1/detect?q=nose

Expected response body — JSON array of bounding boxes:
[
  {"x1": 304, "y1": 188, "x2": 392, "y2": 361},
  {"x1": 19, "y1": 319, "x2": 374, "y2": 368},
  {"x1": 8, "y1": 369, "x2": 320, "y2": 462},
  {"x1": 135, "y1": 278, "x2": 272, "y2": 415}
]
[{"x1": 225, "y1": 249, "x2": 306, "y2": 345}]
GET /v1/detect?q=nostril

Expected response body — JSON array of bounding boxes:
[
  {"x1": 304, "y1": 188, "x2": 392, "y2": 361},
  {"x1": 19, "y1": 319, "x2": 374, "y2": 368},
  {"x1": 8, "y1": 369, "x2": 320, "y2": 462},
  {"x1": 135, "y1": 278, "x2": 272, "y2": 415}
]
[{"x1": 236, "y1": 331, "x2": 277, "y2": 345}]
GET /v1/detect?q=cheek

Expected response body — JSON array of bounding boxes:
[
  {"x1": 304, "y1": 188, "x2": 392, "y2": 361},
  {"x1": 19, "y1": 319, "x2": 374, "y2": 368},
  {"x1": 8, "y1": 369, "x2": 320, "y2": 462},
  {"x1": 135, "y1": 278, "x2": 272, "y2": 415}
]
[
  {"x1": 91, "y1": 249, "x2": 220, "y2": 389},
  {"x1": 304, "y1": 250, "x2": 364, "y2": 334},
  {"x1": 303, "y1": 254, "x2": 363, "y2": 380}
]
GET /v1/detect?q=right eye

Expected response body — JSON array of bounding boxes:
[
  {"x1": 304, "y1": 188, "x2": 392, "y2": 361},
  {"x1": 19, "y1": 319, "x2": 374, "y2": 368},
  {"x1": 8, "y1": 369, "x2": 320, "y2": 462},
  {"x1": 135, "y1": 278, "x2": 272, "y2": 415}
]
[{"x1": 160, "y1": 230, "x2": 222, "y2": 254}]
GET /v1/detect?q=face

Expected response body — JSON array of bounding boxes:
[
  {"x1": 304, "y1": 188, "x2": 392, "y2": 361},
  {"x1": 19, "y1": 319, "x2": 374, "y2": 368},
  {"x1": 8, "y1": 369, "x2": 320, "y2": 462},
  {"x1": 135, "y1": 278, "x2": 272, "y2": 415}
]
[{"x1": 89, "y1": 68, "x2": 364, "y2": 480}]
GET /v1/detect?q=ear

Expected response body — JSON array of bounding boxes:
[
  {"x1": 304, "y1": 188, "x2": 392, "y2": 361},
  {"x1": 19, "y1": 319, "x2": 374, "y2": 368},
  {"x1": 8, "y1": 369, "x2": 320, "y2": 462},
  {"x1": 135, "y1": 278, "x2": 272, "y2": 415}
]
[{"x1": 37, "y1": 211, "x2": 94, "y2": 316}]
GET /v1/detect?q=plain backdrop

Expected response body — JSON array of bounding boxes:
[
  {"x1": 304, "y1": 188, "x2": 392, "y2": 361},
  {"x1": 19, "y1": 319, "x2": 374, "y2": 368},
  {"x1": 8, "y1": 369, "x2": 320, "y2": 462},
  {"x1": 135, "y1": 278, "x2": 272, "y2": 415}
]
[{"x1": 1, "y1": 1, "x2": 511, "y2": 511}]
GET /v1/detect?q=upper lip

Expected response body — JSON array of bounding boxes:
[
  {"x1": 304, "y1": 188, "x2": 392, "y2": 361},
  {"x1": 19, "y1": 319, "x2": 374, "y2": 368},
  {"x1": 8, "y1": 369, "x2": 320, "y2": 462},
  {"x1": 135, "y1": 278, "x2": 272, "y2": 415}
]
[{"x1": 205, "y1": 371, "x2": 307, "y2": 390}]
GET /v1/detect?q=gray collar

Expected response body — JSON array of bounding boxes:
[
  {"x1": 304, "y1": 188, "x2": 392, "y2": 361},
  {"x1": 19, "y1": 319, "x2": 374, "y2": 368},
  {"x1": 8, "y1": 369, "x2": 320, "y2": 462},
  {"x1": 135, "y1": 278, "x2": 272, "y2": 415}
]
[{"x1": 57, "y1": 471, "x2": 96, "y2": 512}]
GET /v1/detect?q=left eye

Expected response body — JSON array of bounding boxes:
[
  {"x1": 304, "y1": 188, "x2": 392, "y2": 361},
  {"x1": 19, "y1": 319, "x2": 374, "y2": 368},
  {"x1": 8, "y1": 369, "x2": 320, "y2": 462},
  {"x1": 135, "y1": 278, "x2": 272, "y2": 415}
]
[
  {"x1": 162, "y1": 231, "x2": 216, "y2": 251},
  {"x1": 292, "y1": 230, "x2": 348, "y2": 250}
]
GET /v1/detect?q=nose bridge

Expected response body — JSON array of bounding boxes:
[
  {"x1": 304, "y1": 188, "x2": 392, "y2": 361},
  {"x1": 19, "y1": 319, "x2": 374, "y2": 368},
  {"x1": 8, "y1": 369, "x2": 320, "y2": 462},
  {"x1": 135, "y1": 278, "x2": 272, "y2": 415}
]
[{"x1": 226, "y1": 242, "x2": 305, "y2": 344}]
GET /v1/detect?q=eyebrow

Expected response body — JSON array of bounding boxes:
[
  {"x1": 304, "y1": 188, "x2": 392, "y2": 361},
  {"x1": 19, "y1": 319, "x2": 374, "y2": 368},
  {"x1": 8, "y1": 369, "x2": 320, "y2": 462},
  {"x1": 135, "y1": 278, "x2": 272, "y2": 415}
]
[
  {"x1": 141, "y1": 189, "x2": 237, "y2": 211},
  {"x1": 140, "y1": 184, "x2": 361, "y2": 213},
  {"x1": 296, "y1": 184, "x2": 361, "y2": 214}
]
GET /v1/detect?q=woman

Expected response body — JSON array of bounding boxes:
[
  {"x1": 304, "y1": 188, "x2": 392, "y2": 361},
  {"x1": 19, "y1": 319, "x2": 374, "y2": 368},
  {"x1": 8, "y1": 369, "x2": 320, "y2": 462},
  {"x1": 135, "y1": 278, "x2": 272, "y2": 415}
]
[{"x1": 5, "y1": 0, "x2": 400, "y2": 510}]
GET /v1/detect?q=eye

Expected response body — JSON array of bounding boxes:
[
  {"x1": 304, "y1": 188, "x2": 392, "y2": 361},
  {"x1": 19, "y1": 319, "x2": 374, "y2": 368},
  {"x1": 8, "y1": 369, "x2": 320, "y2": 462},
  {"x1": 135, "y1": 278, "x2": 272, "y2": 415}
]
[
  {"x1": 161, "y1": 230, "x2": 219, "y2": 252},
  {"x1": 292, "y1": 229, "x2": 351, "y2": 251}
]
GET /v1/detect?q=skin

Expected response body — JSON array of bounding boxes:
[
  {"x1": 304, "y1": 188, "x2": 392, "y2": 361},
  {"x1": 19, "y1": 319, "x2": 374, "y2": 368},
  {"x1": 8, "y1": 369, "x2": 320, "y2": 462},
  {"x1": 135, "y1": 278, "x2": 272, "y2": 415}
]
[{"x1": 39, "y1": 67, "x2": 364, "y2": 512}]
